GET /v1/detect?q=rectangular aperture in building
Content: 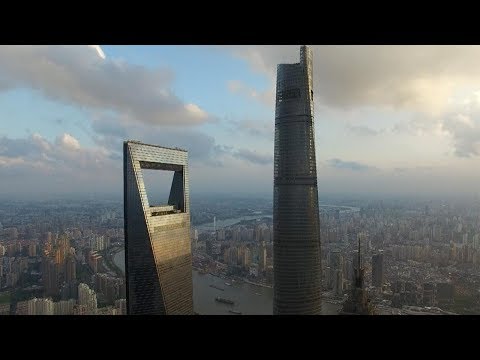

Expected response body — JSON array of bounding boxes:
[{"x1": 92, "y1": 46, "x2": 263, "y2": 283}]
[{"x1": 124, "y1": 141, "x2": 193, "y2": 315}]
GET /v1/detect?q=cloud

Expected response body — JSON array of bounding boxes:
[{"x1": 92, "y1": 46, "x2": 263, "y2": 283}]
[
  {"x1": 0, "y1": 132, "x2": 275, "y2": 198},
  {"x1": 0, "y1": 133, "x2": 119, "y2": 184},
  {"x1": 224, "y1": 45, "x2": 480, "y2": 115},
  {"x1": 442, "y1": 114, "x2": 480, "y2": 157},
  {"x1": 0, "y1": 45, "x2": 213, "y2": 126},
  {"x1": 327, "y1": 158, "x2": 375, "y2": 171},
  {"x1": 232, "y1": 148, "x2": 273, "y2": 165},
  {"x1": 56, "y1": 133, "x2": 80, "y2": 151},
  {"x1": 184, "y1": 103, "x2": 208, "y2": 120},
  {"x1": 86, "y1": 112, "x2": 230, "y2": 167},
  {"x1": 392, "y1": 166, "x2": 433, "y2": 174},
  {"x1": 439, "y1": 91, "x2": 480, "y2": 157},
  {"x1": 347, "y1": 125, "x2": 379, "y2": 136},
  {"x1": 86, "y1": 110, "x2": 274, "y2": 168},
  {"x1": 391, "y1": 114, "x2": 445, "y2": 137},
  {"x1": 232, "y1": 118, "x2": 274, "y2": 138},
  {"x1": 227, "y1": 80, "x2": 274, "y2": 106}
]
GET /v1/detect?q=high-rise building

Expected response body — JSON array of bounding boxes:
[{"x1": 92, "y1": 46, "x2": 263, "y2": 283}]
[
  {"x1": 97, "y1": 306, "x2": 118, "y2": 315},
  {"x1": 87, "y1": 251, "x2": 102, "y2": 273},
  {"x1": 258, "y1": 242, "x2": 267, "y2": 271},
  {"x1": 94, "y1": 273, "x2": 124, "y2": 304},
  {"x1": 27, "y1": 298, "x2": 54, "y2": 315},
  {"x1": 422, "y1": 282, "x2": 436, "y2": 307},
  {"x1": 191, "y1": 229, "x2": 199, "y2": 250},
  {"x1": 241, "y1": 247, "x2": 251, "y2": 268},
  {"x1": 333, "y1": 269, "x2": 343, "y2": 296},
  {"x1": 273, "y1": 45, "x2": 322, "y2": 315},
  {"x1": 54, "y1": 299, "x2": 76, "y2": 315},
  {"x1": 371, "y1": 251, "x2": 384, "y2": 288},
  {"x1": 60, "y1": 281, "x2": 79, "y2": 300},
  {"x1": 65, "y1": 254, "x2": 76, "y2": 283},
  {"x1": 436, "y1": 282, "x2": 454, "y2": 306},
  {"x1": 328, "y1": 250, "x2": 344, "y2": 271},
  {"x1": 115, "y1": 299, "x2": 127, "y2": 315},
  {"x1": 340, "y1": 237, "x2": 374, "y2": 315},
  {"x1": 28, "y1": 243, "x2": 37, "y2": 257},
  {"x1": 42, "y1": 257, "x2": 60, "y2": 298},
  {"x1": 124, "y1": 141, "x2": 194, "y2": 315},
  {"x1": 73, "y1": 305, "x2": 90, "y2": 315},
  {"x1": 78, "y1": 283, "x2": 97, "y2": 314}
]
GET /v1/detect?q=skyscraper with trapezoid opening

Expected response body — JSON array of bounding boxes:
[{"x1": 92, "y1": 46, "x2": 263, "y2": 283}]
[
  {"x1": 124, "y1": 140, "x2": 193, "y2": 315},
  {"x1": 273, "y1": 45, "x2": 322, "y2": 315}
]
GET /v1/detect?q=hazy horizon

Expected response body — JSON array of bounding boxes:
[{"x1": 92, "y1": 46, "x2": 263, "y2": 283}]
[
  {"x1": 2, "y1": 45, "x2": 480, "y2": 198},
  {"x1": 1, "y1": 189, "x2": 478, "y2": 204}
]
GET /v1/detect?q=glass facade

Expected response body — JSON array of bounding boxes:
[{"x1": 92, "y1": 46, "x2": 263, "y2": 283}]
[
  {"x1": 273, "y1": 46, "x2": 322, "y2": 314},
  {"x1": 124, "y1": 141, "x2": 193, "y2": 315}
]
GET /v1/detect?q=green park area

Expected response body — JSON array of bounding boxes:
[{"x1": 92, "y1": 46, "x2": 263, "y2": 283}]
[{"x1": 0, "y1": 291, "x2": 11, "y2": 304}]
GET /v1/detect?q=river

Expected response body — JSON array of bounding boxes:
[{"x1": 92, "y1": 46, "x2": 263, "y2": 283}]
[
  {"x1": 193, "y1": 204, "x2": 360, "y2": 233},
  {"x1": 113, "y1": 250, "x2": 340, "y2": 315},
  {"x1": 195, "y1": 214, "x2": 272, "y2": 232}
]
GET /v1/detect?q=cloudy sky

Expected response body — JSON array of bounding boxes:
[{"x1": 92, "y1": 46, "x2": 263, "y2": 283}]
[{"x1": 1, "y1": 45, "x2": 480, "y2": 199}]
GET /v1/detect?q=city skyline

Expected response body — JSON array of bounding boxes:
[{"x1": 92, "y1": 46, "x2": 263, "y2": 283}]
[{"x1": 3, "y1": 45, "x2": 480, "y2": 198}]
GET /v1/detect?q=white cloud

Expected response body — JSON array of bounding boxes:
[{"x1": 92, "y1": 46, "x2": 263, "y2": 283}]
[
  {"x1": 57, "y1": 133, "x2": 81, "y2": 151},
  {"x1": 0, "y1": 133, "x2": 120, "y2": 194},
  {"x1": 31, "y1": 133, "x2": 52, "y2": 152},
  {"x1": 0, "y1": 156, "x2": 25, "y2": 167},
  {"x1": 224, "y1": 45, "x2": 480, "y2": 115},
  {"x1": 0, "y1": 45, "x2": 213, "y2": 126},
  {"x1": 227, "y1": 79, "x2": 274, "y2": 106},
  {"x1": 441, "y1": 92, "x2": 480, "y2": 157},
  {"x1": 184, "y1": 103, "x2": 208, "y2": 120}
]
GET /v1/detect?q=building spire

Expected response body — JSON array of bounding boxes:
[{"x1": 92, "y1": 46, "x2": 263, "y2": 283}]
[{"x1": 358, "y1": 234, "x2": 361, "y2": 270}]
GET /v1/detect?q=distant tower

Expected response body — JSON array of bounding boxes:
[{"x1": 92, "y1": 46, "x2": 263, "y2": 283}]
[
  {"x1": 371, "y1": 251, "x2": 384, "y2": 288},
  {"x1": 214, "y1": 216, "x2": 216, "y2": 233},
  {"x1": 340, "y1": 236, "x2": 374, "y2": 315},
  {"x1": 273, "y1": 45, "x2": 322, "y2": 315}
]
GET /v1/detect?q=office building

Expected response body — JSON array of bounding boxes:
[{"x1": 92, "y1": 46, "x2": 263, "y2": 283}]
[
  {"x1": 78, "y1": 283, "x2": 97, "y2": 314},
  {"x1": 273, "y1": 45, "x2": 322, "y2": 314},
  {"x1": 124, "y1": 141, "x2": 194, "y2": 315},
  {"x1": 340, "y1": 237, "x2": 374, "y2": 315},
  {"x1": 28, "y1": 298, "x2": 54, "y2": 315},
  {"x1": 54, "y1": 299, "x2": 76, "y2": 315}
]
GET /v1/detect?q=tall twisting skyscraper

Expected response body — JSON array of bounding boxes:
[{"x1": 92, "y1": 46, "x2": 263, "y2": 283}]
[
  {"x1": 124, "y1": 141, "x2": 193, "y2": 315},
  {"x1": 273, "y1": 45, "x2": 322, "y2": 314}
]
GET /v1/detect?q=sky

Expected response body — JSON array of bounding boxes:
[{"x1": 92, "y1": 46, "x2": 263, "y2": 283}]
[{"x1": 1, "y1": 45, "x2": 480, "y2": 199}]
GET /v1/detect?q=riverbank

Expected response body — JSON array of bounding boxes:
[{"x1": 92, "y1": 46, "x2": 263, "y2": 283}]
[
  {"x1": 109, "y1": 246, "x2": 125, "y2": 276},
  {"x1": 243, "y1": 279, "x2": 272, "y2": 289}
]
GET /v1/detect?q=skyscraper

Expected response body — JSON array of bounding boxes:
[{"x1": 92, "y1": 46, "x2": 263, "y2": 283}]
[
  {"x1": 124, "y1": 141, "x2": 194, "y2": 315},
  {"x1": 340, "y1": 237, "x2": 374, "y2": 315},
  {"x1": 371, "y1": 251, "x2": 384, "y2": 288},
  {"x1": 273, "y1": 45, "x2": 322, "y2": 315},
  {"x1": 78, "y1": 283, "x2": 97, "y2": 314}
]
